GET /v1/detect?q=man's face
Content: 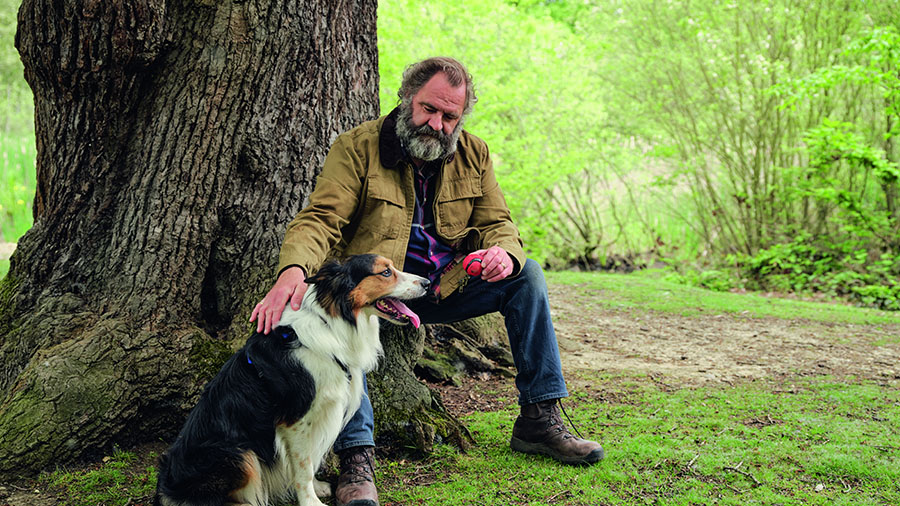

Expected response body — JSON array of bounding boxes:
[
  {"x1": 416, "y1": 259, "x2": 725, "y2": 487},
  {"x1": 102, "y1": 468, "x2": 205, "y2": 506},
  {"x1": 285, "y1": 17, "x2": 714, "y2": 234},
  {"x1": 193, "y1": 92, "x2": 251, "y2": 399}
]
[
  {"x1": 396, "y1": 72, "x2": 467, "y2": 162},
  {"x1": 410, "y1": 72, "x2": 466, "y2": 135}
]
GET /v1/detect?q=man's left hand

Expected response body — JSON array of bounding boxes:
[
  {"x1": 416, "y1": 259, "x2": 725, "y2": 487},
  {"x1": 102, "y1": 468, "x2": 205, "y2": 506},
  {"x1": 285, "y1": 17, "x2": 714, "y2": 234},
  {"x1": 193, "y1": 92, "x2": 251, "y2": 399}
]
[{"x1": 474, "y1": 246, "x2": 513, "y2": 282}]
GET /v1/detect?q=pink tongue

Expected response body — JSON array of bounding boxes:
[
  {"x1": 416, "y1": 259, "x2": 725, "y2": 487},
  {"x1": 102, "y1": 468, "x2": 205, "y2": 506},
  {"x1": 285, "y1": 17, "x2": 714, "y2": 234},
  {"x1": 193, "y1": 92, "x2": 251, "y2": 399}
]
[{"x1": 387, "y1": 299, "x2": 421, "y2": 328}]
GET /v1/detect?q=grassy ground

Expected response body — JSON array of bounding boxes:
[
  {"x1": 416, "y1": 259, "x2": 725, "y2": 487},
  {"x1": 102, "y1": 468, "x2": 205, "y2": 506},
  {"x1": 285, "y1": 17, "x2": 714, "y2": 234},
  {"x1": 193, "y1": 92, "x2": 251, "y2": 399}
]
[
  {"x1": 547, "y1": 269, "x2": 900, "y2": 326},
  {"x1": 379, "y1": 376, "x2": 899, "y2": 505},
  {"x1": 9, "y1": 271, "x2": 897, "y2": 506}
]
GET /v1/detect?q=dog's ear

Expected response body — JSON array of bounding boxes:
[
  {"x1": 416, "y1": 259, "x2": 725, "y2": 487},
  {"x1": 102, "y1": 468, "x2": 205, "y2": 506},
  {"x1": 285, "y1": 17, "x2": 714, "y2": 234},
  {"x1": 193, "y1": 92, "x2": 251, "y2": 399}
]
[
  {"x1": 305, "y1": 261, "x2": 341, "y2": 285},
  {"x1": 306, "y1": 260, "x2": 359, "y2": 325}
]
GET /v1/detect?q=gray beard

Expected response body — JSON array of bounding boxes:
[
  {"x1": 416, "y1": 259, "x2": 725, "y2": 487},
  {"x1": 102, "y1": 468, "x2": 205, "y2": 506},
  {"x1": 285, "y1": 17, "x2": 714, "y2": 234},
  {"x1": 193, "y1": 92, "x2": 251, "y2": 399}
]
[{"x1": 396, "y1": 101, "x2": 463, "y2": 162}]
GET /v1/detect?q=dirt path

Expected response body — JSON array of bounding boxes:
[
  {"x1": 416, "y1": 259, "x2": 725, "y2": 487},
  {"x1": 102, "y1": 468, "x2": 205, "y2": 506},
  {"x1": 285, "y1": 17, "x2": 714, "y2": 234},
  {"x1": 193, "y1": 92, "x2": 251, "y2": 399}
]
[
  {"x1": 439, "y1": 282, "x2": 900, "y2": 417},
  {"x1": 548, "y1": 283, "x2": 900, "y2": 387}
]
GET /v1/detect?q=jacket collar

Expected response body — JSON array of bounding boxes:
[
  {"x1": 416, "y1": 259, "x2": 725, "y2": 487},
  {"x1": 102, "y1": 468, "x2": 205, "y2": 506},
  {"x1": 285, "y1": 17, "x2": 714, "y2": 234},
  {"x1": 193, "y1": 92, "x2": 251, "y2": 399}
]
[{"x1": 380, "y1": 106, "x2": 457, "y2": 169}]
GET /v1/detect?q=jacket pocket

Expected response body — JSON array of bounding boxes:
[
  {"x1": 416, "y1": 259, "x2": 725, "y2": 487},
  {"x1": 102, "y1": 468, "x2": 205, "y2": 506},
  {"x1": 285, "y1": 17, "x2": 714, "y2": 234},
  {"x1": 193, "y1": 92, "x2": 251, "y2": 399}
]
[
  {"x1": 437, "y1": 176, "x2": 482, "y2": 237},
  {"x1": 361, "y1": 175, "x2": 406, "y2": 238}
]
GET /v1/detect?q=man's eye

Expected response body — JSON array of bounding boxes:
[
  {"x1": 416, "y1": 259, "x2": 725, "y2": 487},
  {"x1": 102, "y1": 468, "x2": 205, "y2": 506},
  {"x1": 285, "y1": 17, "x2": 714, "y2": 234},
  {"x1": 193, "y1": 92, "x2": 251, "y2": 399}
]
[{"x1": 380, "y1": 269, "x2": 392, "y2": 277}]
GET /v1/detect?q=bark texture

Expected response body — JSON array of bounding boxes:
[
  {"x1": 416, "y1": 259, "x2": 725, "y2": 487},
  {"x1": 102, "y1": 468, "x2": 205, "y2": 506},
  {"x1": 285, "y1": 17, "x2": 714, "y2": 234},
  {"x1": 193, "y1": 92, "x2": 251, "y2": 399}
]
[
  {"x1": 370, "y1": 322, "x2": 475, "y2": 455},
  {"x1": 0, "y1": 0, "x2": 383, "y2": 478}
]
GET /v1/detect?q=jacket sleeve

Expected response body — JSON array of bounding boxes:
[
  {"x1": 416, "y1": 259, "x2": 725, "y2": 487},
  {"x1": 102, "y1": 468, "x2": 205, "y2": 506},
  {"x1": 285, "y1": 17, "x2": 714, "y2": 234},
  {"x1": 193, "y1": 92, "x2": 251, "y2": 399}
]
[
  {"x1": 277, "y1": 134, "x2": 365, "y2": 276},
  {"x1": 469, "y1": 143, "x2": 527, "y2": 276}
]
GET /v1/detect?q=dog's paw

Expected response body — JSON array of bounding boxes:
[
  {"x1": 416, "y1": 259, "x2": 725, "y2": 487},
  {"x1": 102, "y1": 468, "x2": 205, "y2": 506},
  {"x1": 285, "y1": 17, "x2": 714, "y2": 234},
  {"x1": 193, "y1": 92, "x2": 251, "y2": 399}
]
[{"x1": 313, "y1": 478, "x2": 332, "y2": 498}]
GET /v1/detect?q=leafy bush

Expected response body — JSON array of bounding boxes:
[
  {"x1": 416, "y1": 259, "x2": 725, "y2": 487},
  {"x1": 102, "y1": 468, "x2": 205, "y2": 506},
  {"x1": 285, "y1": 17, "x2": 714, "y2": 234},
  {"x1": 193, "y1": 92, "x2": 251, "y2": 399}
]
[{"x1": 737, "y1": 235, "x2": 900, "y2": 310}]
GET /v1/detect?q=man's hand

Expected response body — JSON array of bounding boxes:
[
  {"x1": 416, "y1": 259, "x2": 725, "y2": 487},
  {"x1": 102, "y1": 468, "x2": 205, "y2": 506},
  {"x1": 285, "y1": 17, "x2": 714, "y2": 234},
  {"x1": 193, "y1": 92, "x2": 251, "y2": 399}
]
[
  {"x1": 250, "y1": 266, "x2": 308, "y2": 334},
  {"x1": 473, "y1": 246, "x2": 513, "y2": 282}
]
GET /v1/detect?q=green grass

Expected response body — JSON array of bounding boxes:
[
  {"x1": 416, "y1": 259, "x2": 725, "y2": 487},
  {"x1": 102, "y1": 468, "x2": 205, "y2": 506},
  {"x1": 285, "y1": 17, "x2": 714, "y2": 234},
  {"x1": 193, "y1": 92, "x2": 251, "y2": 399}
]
[
  {"x1": 34, "y1": 377, "x2": 900, "y2": 506},
  {"x1": 378, "y1": 376, "x2": 900, "y2": 505},
  {"x1": 0, "y1": 133, "x2": 36, "y2": 243},
  {"x1": 545, "y1": 269, "x2": 900, "y2": 327},
  {"x1": 40, "y1": 448, "x2": 157, "y2": 506}
]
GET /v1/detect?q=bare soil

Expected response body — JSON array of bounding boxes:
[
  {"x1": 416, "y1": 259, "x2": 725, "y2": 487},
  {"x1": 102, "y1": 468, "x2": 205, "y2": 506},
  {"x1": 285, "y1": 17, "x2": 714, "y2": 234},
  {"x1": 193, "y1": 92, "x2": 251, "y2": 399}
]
[
  {"x1": 3, "y1": 281, "x2": 898, "y2": 506},
  {"x1": 433, "y1": 283, "x2": 900, "y2": 416}
]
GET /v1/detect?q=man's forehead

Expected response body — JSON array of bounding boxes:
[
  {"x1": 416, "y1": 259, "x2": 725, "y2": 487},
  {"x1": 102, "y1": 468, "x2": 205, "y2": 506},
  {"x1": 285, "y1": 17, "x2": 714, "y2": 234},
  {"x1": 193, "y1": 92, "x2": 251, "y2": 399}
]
[{"x1": 414, "y1": 73, "x2": 466, "y2": 115}]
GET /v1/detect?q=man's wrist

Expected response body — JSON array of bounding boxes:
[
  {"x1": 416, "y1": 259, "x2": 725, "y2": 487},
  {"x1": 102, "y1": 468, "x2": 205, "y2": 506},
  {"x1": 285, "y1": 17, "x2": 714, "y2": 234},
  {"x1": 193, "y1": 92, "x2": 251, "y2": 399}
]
[{"x1": 278, "y1": 265, "x2": 306, "y2": 279}]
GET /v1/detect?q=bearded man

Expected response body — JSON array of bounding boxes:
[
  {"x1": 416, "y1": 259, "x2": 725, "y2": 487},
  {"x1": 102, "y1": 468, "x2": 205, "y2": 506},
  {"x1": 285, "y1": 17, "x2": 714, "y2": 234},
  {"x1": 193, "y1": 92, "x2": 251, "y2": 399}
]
[{"x1": 251, "y1": 57, "x2": 604, "y2": 506}]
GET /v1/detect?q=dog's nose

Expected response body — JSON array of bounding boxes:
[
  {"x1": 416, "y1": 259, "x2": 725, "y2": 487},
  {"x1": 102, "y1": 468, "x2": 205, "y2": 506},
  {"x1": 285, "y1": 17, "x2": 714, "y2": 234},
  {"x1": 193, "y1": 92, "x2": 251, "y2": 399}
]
[{"x1": 420, "y1": 278, "x2": 431, "y2": 290}]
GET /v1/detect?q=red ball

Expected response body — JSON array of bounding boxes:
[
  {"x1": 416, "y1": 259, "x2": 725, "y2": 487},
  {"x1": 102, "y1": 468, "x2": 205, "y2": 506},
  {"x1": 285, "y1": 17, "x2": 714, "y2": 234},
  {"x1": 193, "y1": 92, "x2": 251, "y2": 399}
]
[{"x1": 463, "y1": 252, "x2": 484, "y2": 276}]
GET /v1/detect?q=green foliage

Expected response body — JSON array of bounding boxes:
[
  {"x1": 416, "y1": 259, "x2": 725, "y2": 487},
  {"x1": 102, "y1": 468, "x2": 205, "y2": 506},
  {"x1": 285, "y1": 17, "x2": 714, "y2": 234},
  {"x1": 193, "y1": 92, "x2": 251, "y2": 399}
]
[
  {"x1": 0, "y1": 0, "x2": 33, "y2": 136},
  {"x1": 1, "y1": 0, "x2": 36, "y2": 246},
  {"x1": 586, "y1": 0, "x2": 897, "y2": 259},
  {"x1": 0, "y1": 134, "x2": 36, "y2": 242},
  {"x1": 40, "y1": 448, "x2": 157, "y2": 506},
  {"x1": 736, "y1": 24, "x2": 900, "y2": 310},
  {"x1": 738, "y1": 234, "x2": 900, "y2": 310}
]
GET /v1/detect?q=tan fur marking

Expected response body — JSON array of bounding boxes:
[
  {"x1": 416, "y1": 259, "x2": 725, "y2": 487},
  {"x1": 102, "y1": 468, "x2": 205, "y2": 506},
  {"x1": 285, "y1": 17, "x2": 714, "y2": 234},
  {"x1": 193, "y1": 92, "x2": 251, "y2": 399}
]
[
  {"x1": 349, "y1": 257, "x2": 401, "y2": 312},
  {"x1": 317, "y1": 290, "x2": 342, "y2": 318},
  {"x1": 228, "y1": 451, "x2": 260, "y2": 494}
]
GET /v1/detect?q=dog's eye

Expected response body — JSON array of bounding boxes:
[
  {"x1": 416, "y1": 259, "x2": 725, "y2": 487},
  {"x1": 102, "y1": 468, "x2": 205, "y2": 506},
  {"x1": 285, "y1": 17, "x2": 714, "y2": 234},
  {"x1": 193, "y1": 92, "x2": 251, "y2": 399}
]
[{"x1": 380, "y1": 269, "x2": 392, "y2": 277}]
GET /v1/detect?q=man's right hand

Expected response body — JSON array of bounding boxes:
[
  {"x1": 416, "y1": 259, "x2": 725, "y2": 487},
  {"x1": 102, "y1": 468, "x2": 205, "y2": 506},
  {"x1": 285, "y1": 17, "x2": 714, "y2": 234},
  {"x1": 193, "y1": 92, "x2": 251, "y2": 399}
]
[{"x1": 250, "y1": 266, "x2": 308, "y2": 334}]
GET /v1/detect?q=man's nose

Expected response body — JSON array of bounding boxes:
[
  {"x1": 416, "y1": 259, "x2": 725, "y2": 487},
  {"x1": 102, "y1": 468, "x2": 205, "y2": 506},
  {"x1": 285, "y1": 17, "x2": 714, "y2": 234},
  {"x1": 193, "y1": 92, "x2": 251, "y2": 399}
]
[{"x1": 427, "y1": 114, "x2": 443, "y2": 132}]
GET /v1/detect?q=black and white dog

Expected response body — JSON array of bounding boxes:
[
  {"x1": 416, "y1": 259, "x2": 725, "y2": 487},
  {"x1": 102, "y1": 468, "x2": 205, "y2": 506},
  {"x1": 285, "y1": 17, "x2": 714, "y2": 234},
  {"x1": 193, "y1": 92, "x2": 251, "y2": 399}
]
[{"x1": 155, "y1": 254, "x2": 429, "y2": 506}]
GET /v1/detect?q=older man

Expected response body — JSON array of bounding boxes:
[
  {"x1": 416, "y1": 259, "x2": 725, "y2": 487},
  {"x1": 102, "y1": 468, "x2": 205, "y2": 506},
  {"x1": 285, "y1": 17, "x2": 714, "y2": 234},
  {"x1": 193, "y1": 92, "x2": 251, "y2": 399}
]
[{"x1": 252, "y1": 57, "x2": 603, "y2": 506}]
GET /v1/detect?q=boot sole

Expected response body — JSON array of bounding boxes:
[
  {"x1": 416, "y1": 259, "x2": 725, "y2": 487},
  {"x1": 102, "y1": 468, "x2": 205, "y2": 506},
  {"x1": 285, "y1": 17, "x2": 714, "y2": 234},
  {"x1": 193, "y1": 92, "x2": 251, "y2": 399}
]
[{"x1": 510, "y1": 437, "x2": 605, "y2": 465}]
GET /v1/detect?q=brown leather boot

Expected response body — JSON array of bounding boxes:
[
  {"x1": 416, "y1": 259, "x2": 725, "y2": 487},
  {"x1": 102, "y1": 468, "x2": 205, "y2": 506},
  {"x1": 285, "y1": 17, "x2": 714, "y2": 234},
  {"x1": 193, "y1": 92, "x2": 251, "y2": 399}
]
[
  {"x1": 335, "y1": 446, "x2": 379, "y2": 506},
  {"x1": 510, "y1": 399, "x2": 605, "y2": 465}
]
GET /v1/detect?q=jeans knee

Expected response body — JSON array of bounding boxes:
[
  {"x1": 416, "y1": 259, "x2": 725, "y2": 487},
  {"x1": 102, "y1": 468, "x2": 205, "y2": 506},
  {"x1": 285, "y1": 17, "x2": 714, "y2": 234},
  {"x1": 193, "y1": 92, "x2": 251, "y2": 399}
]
[{"x1": 519, "y1": 259, "x2": 547, "y2": 290}]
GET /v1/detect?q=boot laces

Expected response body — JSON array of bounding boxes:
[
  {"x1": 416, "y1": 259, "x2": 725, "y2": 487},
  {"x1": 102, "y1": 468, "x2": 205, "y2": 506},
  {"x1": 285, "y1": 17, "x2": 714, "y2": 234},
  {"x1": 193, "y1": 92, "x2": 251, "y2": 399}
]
[
  {"x1": 547, "y1": 399, "x2": 585, "y2": 440},
  {"x1": 340, "y1": 448, "x2": 375, "y2": 484}
]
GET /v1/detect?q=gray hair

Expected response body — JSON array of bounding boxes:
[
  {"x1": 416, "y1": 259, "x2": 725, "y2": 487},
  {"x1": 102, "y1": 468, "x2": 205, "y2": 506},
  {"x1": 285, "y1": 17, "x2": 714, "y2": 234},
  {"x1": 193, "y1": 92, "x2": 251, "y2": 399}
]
[{"x1": 397, "y1": 57, "x2": 477, "y2": 117}]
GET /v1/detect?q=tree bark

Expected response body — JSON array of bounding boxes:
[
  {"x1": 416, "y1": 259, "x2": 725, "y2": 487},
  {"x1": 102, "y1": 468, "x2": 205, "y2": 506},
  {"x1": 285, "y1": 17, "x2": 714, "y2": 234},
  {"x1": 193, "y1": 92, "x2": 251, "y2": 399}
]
[
  {"x1": 0, "y1": 0, "x2": 389, "y2": 478},
  {"x1": 370, "y1": 323, "x2": 475, "y2": 455}
]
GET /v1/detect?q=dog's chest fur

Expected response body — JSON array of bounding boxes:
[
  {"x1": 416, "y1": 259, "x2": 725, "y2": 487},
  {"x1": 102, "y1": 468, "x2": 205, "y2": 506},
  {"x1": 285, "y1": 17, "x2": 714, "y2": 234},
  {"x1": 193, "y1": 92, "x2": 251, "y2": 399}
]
[
  {"x1": 274, "y1": 343, "x2": 365, "y2": 465},
  {"x1": 273, "y1": 300, "x2": 379, "y2": 457}
]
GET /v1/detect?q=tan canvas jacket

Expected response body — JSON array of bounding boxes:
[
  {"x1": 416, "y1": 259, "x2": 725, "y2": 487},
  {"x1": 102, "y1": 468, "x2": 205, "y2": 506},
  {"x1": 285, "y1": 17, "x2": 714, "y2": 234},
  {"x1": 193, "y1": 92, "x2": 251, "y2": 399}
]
[{"x1": 277, "y1": 108, "x2": 526, "y2": 300}]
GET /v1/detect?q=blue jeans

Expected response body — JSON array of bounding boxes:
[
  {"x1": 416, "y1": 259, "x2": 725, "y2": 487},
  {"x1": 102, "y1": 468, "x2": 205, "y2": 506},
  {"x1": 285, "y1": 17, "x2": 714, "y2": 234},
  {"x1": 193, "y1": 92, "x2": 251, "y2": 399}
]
[{"x1": 333, "y1": 259, "x2": 569, "y2": 452}]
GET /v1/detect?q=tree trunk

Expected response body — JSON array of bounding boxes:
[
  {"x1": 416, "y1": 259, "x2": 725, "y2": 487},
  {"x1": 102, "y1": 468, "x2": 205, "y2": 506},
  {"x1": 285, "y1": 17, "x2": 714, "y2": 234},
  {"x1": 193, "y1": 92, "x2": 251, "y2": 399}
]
[
  {"x1": 370, "y1": 323, "x2": 475, "y2": 455},
  {"x1": 0, "y1": 0, "x2": 393, "y2": 478}
]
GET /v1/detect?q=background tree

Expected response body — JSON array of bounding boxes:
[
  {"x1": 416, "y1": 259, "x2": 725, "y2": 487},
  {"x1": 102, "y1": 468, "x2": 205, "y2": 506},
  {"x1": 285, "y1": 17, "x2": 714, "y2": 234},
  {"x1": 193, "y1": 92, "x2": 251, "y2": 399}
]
[{"x1": 0, "y1": 0, "x2": 470, "y2": 478}]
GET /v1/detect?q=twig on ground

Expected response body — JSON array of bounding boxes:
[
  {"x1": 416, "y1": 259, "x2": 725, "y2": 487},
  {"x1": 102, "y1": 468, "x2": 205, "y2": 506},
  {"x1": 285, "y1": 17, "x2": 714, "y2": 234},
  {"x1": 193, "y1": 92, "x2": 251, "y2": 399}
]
[
  {"x1": 546, "y1": 490, "x2": 573, "y2": 503},
  {"x1": 724, "y1": 463, "x2": 762, "y2": 487},
  {"x1": 685, "y1": 454, "x2": 700, "y2": 475},
  {"x1": 840, "y1": 477, "x2": 851, "y2": 492}
]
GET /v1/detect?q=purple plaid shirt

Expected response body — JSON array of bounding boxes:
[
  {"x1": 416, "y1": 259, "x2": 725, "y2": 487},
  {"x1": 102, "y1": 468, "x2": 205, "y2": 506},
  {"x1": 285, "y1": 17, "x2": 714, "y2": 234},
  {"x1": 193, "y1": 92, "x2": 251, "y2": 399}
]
[{"x1": 404, "y1": 161, "x2": 456, "y2": 285}]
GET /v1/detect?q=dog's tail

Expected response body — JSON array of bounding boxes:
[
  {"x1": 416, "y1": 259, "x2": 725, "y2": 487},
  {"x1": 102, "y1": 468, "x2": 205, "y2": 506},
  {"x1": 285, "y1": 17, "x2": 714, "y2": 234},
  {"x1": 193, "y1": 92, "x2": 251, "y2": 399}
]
[{"x1": 155, "y1": 443, "x2": 259, "y2": 506}]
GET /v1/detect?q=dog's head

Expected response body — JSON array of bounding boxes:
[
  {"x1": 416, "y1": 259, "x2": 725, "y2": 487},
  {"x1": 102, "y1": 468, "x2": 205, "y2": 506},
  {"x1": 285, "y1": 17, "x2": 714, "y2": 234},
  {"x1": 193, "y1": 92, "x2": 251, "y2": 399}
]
[{"x1": 305, "y1": 254, "x2": 430, "y2": 328}]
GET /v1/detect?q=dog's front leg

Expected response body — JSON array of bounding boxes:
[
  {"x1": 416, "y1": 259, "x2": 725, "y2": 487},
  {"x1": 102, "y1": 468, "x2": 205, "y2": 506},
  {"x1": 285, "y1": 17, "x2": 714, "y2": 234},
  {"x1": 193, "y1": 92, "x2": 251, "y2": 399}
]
[{"x1": 291, "y1": 455, "x2": 326, "y2": 506}]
